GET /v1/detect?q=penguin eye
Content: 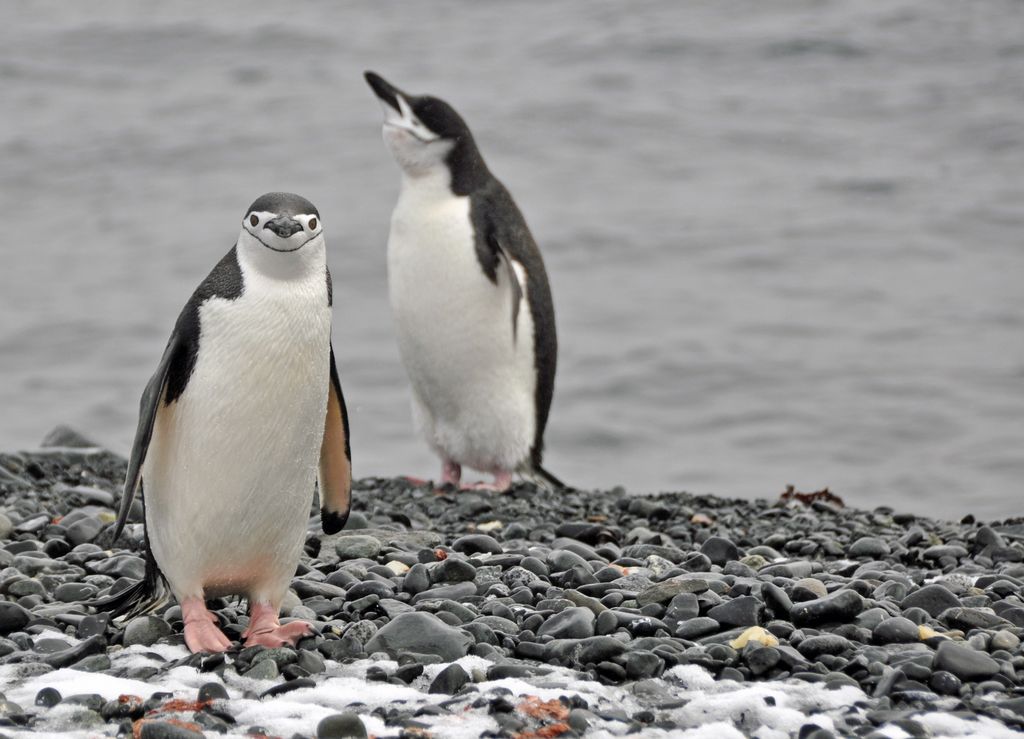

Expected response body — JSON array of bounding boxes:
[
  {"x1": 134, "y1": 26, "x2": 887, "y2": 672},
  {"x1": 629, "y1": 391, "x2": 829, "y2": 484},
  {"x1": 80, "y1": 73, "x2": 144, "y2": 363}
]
[
  {"x1": 249, "y1": 214, "x2": 259, "y2": 227},
  {"x1": 308, "y1": 217, "x2": 318, "y2": 230}
]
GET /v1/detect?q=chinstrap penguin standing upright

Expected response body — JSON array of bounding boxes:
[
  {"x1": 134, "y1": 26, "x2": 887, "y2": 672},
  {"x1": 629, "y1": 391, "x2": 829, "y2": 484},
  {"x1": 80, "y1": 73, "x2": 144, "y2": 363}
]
[
  {"x1": 365, "y1": 71, "x2": 561, "y2": 491},
  {"x1": 99, "y1": 192, "x2": 352, "y2": 653}
]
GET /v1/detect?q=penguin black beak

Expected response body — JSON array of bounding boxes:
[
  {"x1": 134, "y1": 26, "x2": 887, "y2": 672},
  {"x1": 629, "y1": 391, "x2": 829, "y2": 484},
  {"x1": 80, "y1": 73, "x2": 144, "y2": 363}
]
[
  {"x1": 264, "y1": 216, "x2": 303, "y2": 238},
  {"x1": 364, "y1": 70, "x2": 403, "y2": 112}
]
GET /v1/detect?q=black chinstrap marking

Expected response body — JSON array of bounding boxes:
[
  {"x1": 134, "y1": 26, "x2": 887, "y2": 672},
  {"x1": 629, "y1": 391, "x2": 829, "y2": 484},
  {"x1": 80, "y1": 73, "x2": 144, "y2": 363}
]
[{"x1": 248, "y1": 230, "x2": 316, "y2": 253}]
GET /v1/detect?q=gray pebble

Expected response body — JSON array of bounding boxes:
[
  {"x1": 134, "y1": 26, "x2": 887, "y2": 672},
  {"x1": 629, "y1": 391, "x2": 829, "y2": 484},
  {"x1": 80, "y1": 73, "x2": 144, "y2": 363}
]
[
  {"x1": 791, "y1": 589, "x2": 864, "y2": 626},
  {"x1": 123, "y1": 616, "x2": 172, "y2": 647},
  {"x1": 848, "y1": 537, "x2": 891, "y2": 558},
  {"x1": 934, "y1": 640, "x2": 1000, "y2": 682},
  {"x1": 900, "y1": 584, "x2": 961, "y2": 618},
  {"x1": 873, "y1": 617, "x2": 918, "y2": 645},
  {"x1": 700, "y1": 536, "x2": 740, "y2": 566},
  {"x1": 537, "y1": 607, "x2": 596, "y2": 639},
  {"x1": 428, "y1": 662, "x2": 470, "y2": 694},
  {"x1": 674, "y1": 617, "x2": 720, "y2": 639},
  {"x1": 319, "y1": 708, "x2": 372, "y2": 736},
  {"x1": 334, "y1": 535, "x2": 382, "y2": 560},
  {"x1": 364, "y1": 612, "x2": 473, "y2": 661},
  {"x1": 708, "y1": 596, "x2": 762, "y2": 628}
]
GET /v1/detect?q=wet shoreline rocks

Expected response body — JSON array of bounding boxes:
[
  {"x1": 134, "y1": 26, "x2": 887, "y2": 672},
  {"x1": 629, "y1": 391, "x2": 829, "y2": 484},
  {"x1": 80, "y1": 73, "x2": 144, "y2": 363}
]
[{"x1": 1, "y1": 434, "x2": 1024, "y2": 736}]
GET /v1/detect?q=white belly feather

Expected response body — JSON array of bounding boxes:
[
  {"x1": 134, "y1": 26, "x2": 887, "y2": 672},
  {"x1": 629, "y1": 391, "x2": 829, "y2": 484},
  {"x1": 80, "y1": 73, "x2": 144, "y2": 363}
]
[
  {"x1": 388, "y1": 183, "x2": 537, "y2": 473},
  {"x1": 143, "y1": 266, "x2": 330, "y2": 604}
]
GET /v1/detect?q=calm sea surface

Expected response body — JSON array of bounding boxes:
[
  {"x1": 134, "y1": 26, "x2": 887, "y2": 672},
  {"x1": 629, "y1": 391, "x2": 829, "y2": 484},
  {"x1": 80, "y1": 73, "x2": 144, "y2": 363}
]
[{"x1": 1, "y1": 1, "x2": 1022, "y2": 519}]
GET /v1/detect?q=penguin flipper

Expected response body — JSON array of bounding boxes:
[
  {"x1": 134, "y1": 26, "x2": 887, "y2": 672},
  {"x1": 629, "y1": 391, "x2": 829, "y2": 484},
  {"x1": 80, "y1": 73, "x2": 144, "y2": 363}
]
[
  {"x1": 319, "y1": 344, "x2": 352, "y2": 535},
  {"x1": 490, "y1": 235, "x2": 523, "y2": 342},
  {"x1": 113, "y1": 329, "x2": 181, "y2": 540}
]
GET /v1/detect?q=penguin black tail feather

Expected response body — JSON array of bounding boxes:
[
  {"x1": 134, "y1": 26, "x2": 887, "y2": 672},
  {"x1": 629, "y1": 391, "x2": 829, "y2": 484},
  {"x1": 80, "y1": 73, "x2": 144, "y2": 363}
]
[
  {"x1": 87, "y1": 544, "x2": 172, "y2": 621},
  {"x1": 531, "y1": 463, "x2": 567, "y2": 491},
  {"x1": 88, "y1": 573, "x2": 171, "y2": 621}
]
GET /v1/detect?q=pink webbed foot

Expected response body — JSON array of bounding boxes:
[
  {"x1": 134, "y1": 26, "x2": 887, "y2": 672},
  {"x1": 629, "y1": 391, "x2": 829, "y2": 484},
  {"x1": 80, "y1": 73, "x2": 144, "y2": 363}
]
[
  {"x1": 182, "y1": 597, "x2": 233, "y2": 654},
  {"x1": 401, "y1": 475, "x2": 430, "y2": 487},
  {"x1": 243, "y1": 602, "x2": 313, "y2": 648},
  {"x1": 460, "y1": 470, "x2": 513, "y2": 492}
]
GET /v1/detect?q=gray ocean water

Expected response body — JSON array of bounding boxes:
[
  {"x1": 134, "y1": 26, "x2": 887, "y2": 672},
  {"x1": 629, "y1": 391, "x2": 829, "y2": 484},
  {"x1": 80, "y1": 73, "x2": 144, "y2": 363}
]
[{"x1": 1, "y1": 2, "x2": 1022, "y2": 520}]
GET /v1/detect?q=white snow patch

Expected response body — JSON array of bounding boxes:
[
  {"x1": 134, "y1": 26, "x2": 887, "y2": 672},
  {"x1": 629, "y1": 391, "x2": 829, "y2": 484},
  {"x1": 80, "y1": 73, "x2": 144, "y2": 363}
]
[
  {"x1": 915, "y1": 711, "x2": 1024, "y2": 738},
  {"x1": 1, "y1": 650, "x2": 1022, "y2": 738},
  {"x1": 4, "y1": 667, "x2": 196, "y2": 706}
]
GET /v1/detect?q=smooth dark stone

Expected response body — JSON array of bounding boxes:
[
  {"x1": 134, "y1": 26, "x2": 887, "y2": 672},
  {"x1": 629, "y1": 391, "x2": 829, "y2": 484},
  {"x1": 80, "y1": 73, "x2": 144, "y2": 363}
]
[
  {"x1": 42, "y1": 635, "x2": 106, "y2": 668},
  {"x1": 848, "y1": 537, "x2": 890, "y2": 558},
  {"x1": 537, "y1": 607, "x2": 595, "y2": 640},
  {"x1": 939, "y1": 607, "x2": 1010, "y2": 631},
  {"x1": 66, "y1": 517, "x2": 104, "y2": 547},
  {"x1": 922, "y1": 545, "x2": 968, "y2": 560},
  {"x1": 873, "y1": 617, "x2": 918, "y2": 645},
  {"x1": 345, "y1": 581, "x2": 394, "y2": 600},
  {"x1": 566, "y1": 636, "x2": 628, "y2": 665},
  {"x1": 319, "y1": 636, "x2": 364, "y2": 661},
  {"x1": 364, "y1": 612, "x2": 472, "y2": 661},
  {"x1": 242, "y1": 659, "x2": 278, "y2": 680},
  {"x1": 621, "y1": 544, "x2": 686, "y2": 564},
  {"x1": 624, "y1": 650, "x2": 664, "y2": 679},
  {"x1": 291, "y1": 580, "x2": 347, "y2": 599},
  {"x1": 432, "y1": 558, "x2": 477, "y2": 584},
  {"x1": 486, "y1": 663, "x2": 550, "y2": 680},
  {"x1": 791, "y1": 589, "x2": 864, "y2": 626},
  {"x1": 296, "y1": 650, "x2": 326, "y2": 675},
  {"x1": 934, "y1": 641, "x2": 1000, "y2": 682},
  {"x1": 138, "y1": 720, "x2": 205, "y2": 738},
  {"x1": 261, "y1": 678, "x2": 315, "y2": 698},
  {"x1": 394, "y1": 663, "x2": 424, "y2": 683},
  {"x1": 762, "y1": 583, "x2": 793, "y2": 616},
  {"x1": 700, "y1": 536, "x2": 740, "y2": 566},
  {"x1": 797, "y1": 635, "x2": 851, "y2": 659},
  {"x1": 901, "y1": 585, "x2": 961, "y2": 618},
  {"x1": 53, "y1": 582, "x2": 97, "y2": 602},
  {"x1": 403, "y1": 564, "x2": 431, "y2": 595},
  {"x1": 452, "y1": 535, "x2": 503, "y2": 555},
  {"x1": 745, "y1": 646, "x2": 782, "y2": 676},
  {"x1": 429, "y1": 663, "x2": 470, "y2": 694},
  {"x1": 123, "y1": 616, "x2": 172, "y2": 647},
  {"x1": 34, "y1": 687, "x2": 61, "y2": 708},
  {"x1": 88, "y1": 554, "x2": 146, "y2": 580},
  {"x1": 665, "y1": 593, "x2": 700, "y2": 622},
  {"x1": 675, "y1": 617, "x2": 720, "y2": 639},
  {"x1": 927, "y1": 669, "x2": 961, "y2": 696},
  {"x1": 197, "y1": 682, "x2": 229, "y2": 702},
  {"x1": 708, "y1": 596, "x2": 761, "y2": 628},
  {"x1": 0, "y1": 603, "x2": 30, "y2": 635},
  {"x1": 411, "y1": 582, "x2": 477, "y2": 604},
  {"x1": 636, "y1": 578, "x2": 708, "y2": 607},
  {"x1": 101, "y1": 695, "x2": 145, "y2": 720},
  {"x1": 760, "y1": 561, "x2": 815, "y2": 579}
]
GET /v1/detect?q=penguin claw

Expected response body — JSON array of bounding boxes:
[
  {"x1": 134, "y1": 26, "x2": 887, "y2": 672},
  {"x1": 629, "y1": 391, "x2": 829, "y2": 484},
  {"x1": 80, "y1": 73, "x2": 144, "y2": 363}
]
[
  {"x1": 243, "y1": 620, "x2": 313, "y2": 648},
  {"x1": 243, "y1": 602, "x2": 312, "y2": 648},
  {"x1": 182, "y1": 596, "x2": 233, "y2": 653},
  {"x1": 185, "y1": 624, "x2": 233, "y2": 653},
  {"x1": 459, "y1": 471, "x2": 513, "y2": 492}
]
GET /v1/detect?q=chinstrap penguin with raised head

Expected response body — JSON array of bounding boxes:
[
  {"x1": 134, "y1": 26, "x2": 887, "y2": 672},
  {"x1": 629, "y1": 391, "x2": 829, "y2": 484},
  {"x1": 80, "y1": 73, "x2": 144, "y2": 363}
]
[
  {"x1": 365, "y1": 71, "x2": 561, "y2": 492},
  {"x1": 98, "y1": 192, "x2": 352, "y2": 653}
]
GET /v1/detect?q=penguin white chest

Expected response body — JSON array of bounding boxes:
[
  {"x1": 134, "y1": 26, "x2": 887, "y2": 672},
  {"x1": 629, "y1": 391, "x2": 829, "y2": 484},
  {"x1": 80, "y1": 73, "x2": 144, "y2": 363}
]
[
  {"x1": 144, "y1": 272, "x2": 331, "y2": 601},
  {"x1": 387, "y1": 185, "x2": 536, "y2": 472}
]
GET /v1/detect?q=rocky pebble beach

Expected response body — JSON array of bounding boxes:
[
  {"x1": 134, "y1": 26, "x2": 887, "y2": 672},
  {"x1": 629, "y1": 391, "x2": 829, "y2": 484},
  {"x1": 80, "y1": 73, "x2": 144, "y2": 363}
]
[{"x1": 0, "y1": 428, "x2": 1023, "y2": 737}]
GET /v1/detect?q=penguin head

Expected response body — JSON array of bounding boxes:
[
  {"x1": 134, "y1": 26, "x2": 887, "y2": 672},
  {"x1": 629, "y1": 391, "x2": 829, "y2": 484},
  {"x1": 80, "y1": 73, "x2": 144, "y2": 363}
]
[
  {"x1": 237, "y1": 192, "x2": 324, "y2": 275},
  {"x1": 365, "y1": 71, "x2": 480, "y2": 182}
]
